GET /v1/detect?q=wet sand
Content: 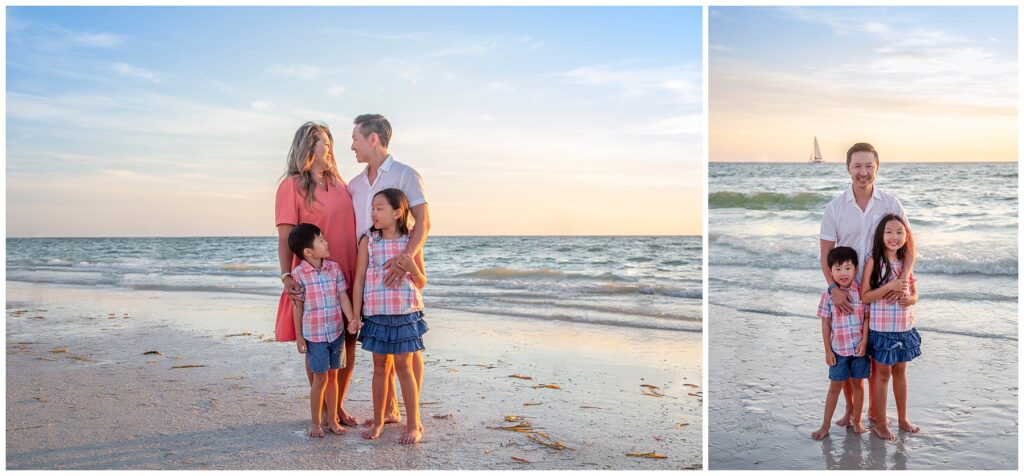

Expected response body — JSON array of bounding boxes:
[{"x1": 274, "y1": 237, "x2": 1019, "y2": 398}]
[
  {"x1": 6, "y1": 281, "x2": 701, "y2": 470},
  {"x1": 708, "y1": 301, "x2": 1018, "y2": 470}
]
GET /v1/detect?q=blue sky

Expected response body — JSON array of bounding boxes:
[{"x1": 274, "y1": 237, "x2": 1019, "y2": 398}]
[
  {"x1": 709, "y1": 6, "x2": 1017, "y2": 162},
  {"x1": 7, "y1": 7, "x2": 703, "y2": 237}
]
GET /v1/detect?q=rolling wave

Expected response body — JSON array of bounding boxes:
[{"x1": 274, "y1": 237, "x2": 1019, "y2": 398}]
[{"x1": 709, "y1": 191, "x2": 830, "y2": 211}]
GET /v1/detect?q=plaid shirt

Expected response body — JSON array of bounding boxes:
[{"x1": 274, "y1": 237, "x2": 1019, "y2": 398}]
[
  {"x1": 817, "y1": 283, "x2": 865, "y2": 357},
  {"x1": 868, "y1": 258, "x2": 916, "y2": 332},
  {"x1": 292, "y1": 259, "x2": 347, "y2": 343},
  {"x1": 362, "y1": 234, "x2": 423, "y2": 316}
]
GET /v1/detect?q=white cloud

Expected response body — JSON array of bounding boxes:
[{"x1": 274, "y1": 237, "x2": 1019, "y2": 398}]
[
  {"x1": 69, "y1": 31, "x2": 123, "y2": 48},
  {"x1": 114, "y1": 63, "x2": 161, "y2": 83},
  {"x1": 546, "y1": 63, "x2": 701, "y2": 105},
  {"x1": 327, "y1": 85, "x2": 347, "y2": 96},
  {"x1": 251, "y1": 101, "x2": 272, "y2": 111},
  {"x1": 486, "y1": 81, "x2": 515, "y2": 94},
  {"x1": 267, "y1": 64, "x2": 320, "y2": 80}
]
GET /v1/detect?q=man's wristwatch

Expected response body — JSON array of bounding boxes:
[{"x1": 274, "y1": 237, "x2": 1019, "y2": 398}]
[
  {"x1": 280, "y1": 272, "x2": 292, "y2": 282},
  {"x1": 827, "y1": 283, "x2": 839, "y2": 292}
]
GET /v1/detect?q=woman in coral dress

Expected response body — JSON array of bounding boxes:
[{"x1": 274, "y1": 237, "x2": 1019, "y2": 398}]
[{"x1": 275, "y1": 121, "x2": 359, "y2": 426}]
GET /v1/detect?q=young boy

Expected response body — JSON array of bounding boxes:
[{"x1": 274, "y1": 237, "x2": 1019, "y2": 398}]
[
  {"x1": 288, "y1": 223, "x2": 358, "y2": 438},
  {"x1": 811, "y1": 246, "x2": 870, "y2": 440}
]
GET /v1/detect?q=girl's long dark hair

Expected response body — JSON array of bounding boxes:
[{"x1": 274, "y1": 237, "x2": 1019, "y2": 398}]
[
  {"x1": 369, "y1": 188, "x2": 411, "y2": 239},
  {"x1": 869, "y1": 213, "x2": 912, "y2": 290}
]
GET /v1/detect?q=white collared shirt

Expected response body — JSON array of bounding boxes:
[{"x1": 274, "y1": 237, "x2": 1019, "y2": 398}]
[
  {"x1": 819, "y1": 186, "x2": 908, "y2": 281},
  {"x1": 347, "y1": 154, "x2": 428, "y2": 241}
]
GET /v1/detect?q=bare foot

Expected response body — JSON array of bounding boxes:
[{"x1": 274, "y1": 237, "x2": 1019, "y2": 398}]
[
  {"x1": 309, "y1": 422, "x2": 325, "y2": 438},
  {"x1": 327, "y1": 420, "x2": 346, "y2": 435},
  {"x1": 868, "y1": 415, "x2": 893, "y2": 426},
  {"x1": 851, "y1": 421, "x2": 868, "y2": 434},
  {"x1": 834, "y1": 415, "x2": 852, "y2": 428},
  {"x1": 362, "y1": 422, "x2": 385, "y2": 440},
  {"x1": 399, "y1": 427, "x2": 423, "y2": 444},
  {"x1": 338, "y1": 408, "x2": 358, "y2": 427},
  {"x1": 811, "y1": 425, "x2": 830, "y2": 440},
  {"x1": 872, "y1": 424, "x2": 896, "y2": 442},
  {"x1": 362, "y1": 411, "x2": 401, "y2": 427},
  {"x1": 898, "y1": 420, "x2": 920, "y2": 433}
]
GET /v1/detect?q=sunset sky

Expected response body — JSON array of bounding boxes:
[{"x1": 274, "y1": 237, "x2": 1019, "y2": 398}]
[
  {"x1": 7, "y1": 7, "x2": 703, "y2": 237},
  {"x1": 710, "y1": 6, "x2": 1017, "y2": 163}
]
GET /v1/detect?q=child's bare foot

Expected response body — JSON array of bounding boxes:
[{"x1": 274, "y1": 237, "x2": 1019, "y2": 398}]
[
  {"x1": 362, "y1": 410, "x2": 401, "y2": 427},
  {"x1": 327, "y1": 420, "x2": 346, "y2": 435},
  {"x1": 399, "y1": 427, "x2": 423, "y2": 444},
  {"x1": 362, "y1": 422, "x2": 385, "y2": 440},
  {"x1": 811, "y1": 425, "x2": 830, "y2": 440},
  {"x1": 338, "y1": 408, "x2": 359, "y2": 427},
  {"x1": 868, "y1": 415, "x2": 893, "y2": 426},
  {"x1": 834, "y1": 415, "x2": 853, "y2": 428},
  {"x1": 309, "y1": 422, "x2": 325, "y2": 438},
  {"x1": 851, "y1": 421, "x2": 868, "y2": 434},
  {"x1": 872, "y1": 424, "x2": 896, "y2": 442},
  {"x1": 898, "y1": 420, "x2": 920, "y2": 433}
]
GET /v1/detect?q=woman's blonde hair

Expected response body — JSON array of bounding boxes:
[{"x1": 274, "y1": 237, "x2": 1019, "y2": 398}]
[{"x1": 283, "y1": 121, "x2": 341, "y2": 209}]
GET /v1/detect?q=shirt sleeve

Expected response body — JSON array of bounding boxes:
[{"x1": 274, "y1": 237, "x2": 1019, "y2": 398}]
[
  {"x1": 290, "y1": 266, "x2": 308, "y2": 300},
  {"x1": 893, "y1": 196, "x2": 910, "y2": 228},
  {"x1": 275, "y1": 177, "x2": 299, "y2": 227},
  {"x1": 819, "y1": 201, "x2": 837, "y2": 241},
  {"x1": 816, "y1": 292, "x2": 832, "y2": 320},
  {"x1": 401, "y1": 166, "x2": 428, "y2": 208},
  {"x1": 334, "y1": 264, "x2": 348, "y2": 291}
]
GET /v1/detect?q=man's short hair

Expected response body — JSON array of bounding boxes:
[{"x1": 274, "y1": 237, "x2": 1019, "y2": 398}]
[
  {"x1": 354, "y1": 114, "x2": 392, "y2": 148},
  {"x1": 846, "y1": 143, "x2": 878, "y2": 166},
  {"x1": 288, "y1": 223, "x2": 321, "y2": 259},
  {"x1": 827, "y1": 246, "x2": 858, "y2": 269}
]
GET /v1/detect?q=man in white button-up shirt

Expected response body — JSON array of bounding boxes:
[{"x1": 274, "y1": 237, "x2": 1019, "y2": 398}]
[
  {"x1": 347, "y1": 113, "x2": 431, "y2": 430},
  {"x1": 818, "y1": 142, "x2": 916, "y2": 432}
]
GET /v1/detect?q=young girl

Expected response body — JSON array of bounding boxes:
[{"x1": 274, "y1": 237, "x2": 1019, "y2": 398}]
[
  {"x1": 860, "y1": 213, "x2": 920, "y2": 442},
  {"x1": 352, "y1": 188, "x2": 428, "y2": 444}
]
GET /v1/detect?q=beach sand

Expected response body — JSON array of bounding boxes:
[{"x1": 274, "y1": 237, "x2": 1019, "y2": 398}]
[
  {"x1": 6, "y1": 281, "x2": 701, "y2": 470},
  {"x1": 708, "y1": 301, "x2": 1018, "y2": 470}
]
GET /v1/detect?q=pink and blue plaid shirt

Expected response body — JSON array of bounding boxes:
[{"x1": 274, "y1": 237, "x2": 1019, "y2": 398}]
[
  {"x1": 362, "y1": 234, "x2": 423, "y2": 316},
  {"x1": 292, "y1": 259, "x2": 347, "y2": 343},
  {"x1": 868, "y1": 257, "x2": 916, "y2": 333},
  {"x1": 817, "y1": 283, "x2": 865, "y2": 357}
]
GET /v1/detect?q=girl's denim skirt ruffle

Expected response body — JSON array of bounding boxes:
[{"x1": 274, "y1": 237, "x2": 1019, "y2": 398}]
[
  {"x1": 357, "y1": 311, "x2": 428, "y2": 355},
  {"x1": 869, "y1": 328, "x2": 921, "y2": 365}
]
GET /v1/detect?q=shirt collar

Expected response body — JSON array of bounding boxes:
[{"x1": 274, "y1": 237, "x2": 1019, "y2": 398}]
[
  {"x1": 296, "y1": 259, "x2": 323, "y2": 273},
  {"x1": 361, "y1": 154, "x2": 395, "y2": 184},
  {"x1": 844, "y1": 186, "x2": 881, "y2": 202}
]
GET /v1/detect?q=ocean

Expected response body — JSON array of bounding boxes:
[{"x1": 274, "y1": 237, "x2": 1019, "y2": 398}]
[
  {"x1": 710, "y1": 162, "x2": 1018, "y2": 340},
  {"x1": 6, "y1": 235, "x2": 702, "y2": 333}
]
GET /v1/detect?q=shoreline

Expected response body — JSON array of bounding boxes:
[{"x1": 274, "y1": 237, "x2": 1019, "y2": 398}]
[{"x1": 6, "y1": 281, "x2": 702, "y2": 470}]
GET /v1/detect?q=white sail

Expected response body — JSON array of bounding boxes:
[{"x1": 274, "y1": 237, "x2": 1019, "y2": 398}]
[{"x1": 811, "y1": 136, "x2": 823, "y2": 163}]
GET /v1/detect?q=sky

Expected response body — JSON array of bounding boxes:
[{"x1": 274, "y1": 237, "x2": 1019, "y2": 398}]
[
  {"x1": 6, "y1": 6, "x2": 703, "y2": 237},
  {"x1": 710, "y1": 6, "x2": 1018, "y2": 163}
]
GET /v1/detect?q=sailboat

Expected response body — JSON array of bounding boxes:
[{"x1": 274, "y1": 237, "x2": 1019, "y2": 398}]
[{"x1": 809, "y1": 136, "x2": 823, "y2": 164}]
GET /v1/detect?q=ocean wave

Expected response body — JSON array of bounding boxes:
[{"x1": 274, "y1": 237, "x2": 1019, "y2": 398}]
[
  {"x1": 457, "y1": 267, "x2": 632, "y2": 282},
  {"x1": 709, "y1": 191, "x2": 830, "y2": 211},
  {"x1": 712, "y1": 300, "x2": 1017, "y2": 342},
  {"x1": 432, "y1": 277, "x2": 701, "y2": 299},
  {"x1": 429, "y1": 303, "x2": 700, "y2": 333},
  {"x1": 489, "y1": 297, "x2": 700, "y2": 321},
  {"x1": 219, "y1": 263, "x2": 277, "y2": 272}
]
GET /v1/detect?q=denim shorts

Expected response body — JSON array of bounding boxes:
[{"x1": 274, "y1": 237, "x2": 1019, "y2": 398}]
[
  {"x1": 828, "y1": 353, "x2": 870, "y2": 381},
  {"x1": 306, "y1": 334, "x2": 345, "y2": 374}
]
